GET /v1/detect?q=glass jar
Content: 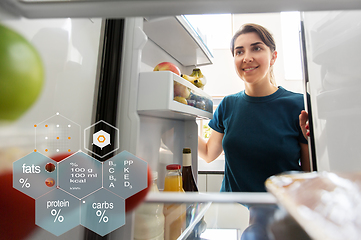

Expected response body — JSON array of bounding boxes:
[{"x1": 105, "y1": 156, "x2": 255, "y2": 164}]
[{"x1": 164, "y1": 164, "x2": 185, "y2": 192}]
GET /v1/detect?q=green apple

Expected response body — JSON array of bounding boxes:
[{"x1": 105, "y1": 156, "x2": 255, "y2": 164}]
[{"x1": 0, "y1": 24, "x2": 44, "y2": 121}]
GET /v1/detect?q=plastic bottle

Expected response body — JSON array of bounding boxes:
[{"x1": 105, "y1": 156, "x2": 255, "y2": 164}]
[
  {"x1": 163, "y1": 164, "x2": 186, "y2": 240},
  {"x1": 182, "y1": 148, "x2": 198, "y2": 192},
  {"x1": 134, "y1": 171, "x2": 165, "y2": 240}
]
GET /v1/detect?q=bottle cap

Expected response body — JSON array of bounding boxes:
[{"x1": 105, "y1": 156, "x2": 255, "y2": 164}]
[
  {"x1": 166, "y1": 164, "x2": 181, "y2": 170},
  {"x1": 183, "y1": 148, "x2": 191, "y2": 154}
]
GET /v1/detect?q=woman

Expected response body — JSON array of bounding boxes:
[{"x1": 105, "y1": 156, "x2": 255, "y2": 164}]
[{"x1": 198, "y1": 23, "x2": 310, "y2": 193}]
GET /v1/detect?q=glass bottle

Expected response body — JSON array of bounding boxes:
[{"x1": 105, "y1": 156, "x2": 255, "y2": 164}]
[
  {"x1": 182, "y1": 148, "x2": 207, "y2": 237},
  {"x1": 182, "y1": 148, "x2": 198, "y2": 192}
]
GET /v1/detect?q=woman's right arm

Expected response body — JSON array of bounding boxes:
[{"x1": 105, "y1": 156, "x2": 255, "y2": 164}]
[{"x1": 198, "y1": 130, "x2": 224, "y2": 163}]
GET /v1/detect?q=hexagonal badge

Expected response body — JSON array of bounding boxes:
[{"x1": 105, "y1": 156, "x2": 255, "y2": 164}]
[
  {"x1": 93, "y1": 130, "x2": 111, "y2": 149},
  {"x1": 84, "y1": 120, "x2": 119, "y2": 158},
  {"x1": 13, "y1": 152, "x2": 57, "y2": 199},
  {"x1": 58, "y1": 151, "x2": 102, "y2": 199},
  {"x1": 81, "y1": 188, "x2": 125, "y2": 236},
  {"x1": 103, "y1": 151, "x2": 148, "y2": 199},
  {"x1": 36, "y1": 188, "x2": 80, "y2": 236}
]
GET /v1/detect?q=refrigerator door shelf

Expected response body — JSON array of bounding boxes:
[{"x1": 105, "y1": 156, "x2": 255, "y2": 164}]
[
  {"x1": 138, "y1": 71, "x2": 213, "y2": 120},
  {"x1": 143, "y1": 16, "x2": 213, "y2": 67}
]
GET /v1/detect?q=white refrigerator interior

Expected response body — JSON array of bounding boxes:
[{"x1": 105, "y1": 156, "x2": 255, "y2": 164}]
[
  {"x1": 115, "y1": 16, "x2": 213, "y2": 187},
  {"x1": 110, "y1": 17, "x2": 214, "y2": 239},
  {"x1": 302, "y1": 10, "x2": 361, "y2": 172}
]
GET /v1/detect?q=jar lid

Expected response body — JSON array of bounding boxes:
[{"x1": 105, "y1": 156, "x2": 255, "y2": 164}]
[{"x1": 166, "y1": 164, "x2": 181, "y2": 170}]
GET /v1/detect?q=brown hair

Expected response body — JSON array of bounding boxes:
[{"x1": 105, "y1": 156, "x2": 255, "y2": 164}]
[{"x1": 230, "y1": 23, "x2": 276, "y2": 85}]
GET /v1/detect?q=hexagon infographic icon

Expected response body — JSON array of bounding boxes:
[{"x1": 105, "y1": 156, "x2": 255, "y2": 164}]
[
  {"x1": 13, "y1": 115, "x2": 149, "y2": 237},
  {"x1": 13, "y1": 152, "x2": 58, "y2": 199},
  {"x1": 81, "y1": 188, "x2": 125, "y2": 236},
  {"x1": 36, "y1": 188, "x2": 80, "y2": 236},
  {"x1": 103, "y1": 151, "x2": 148, "y2": 199},
  {"x1": 84, "y1": 120, "x2": 119, "y2": 158},
  {"x1": 34, "y1": 112, "x2": 81, "y2": 157},
  {"x1": 58, "y1": 151, "x2": 102, "y2": 199},
  {"x1": 93, "y1": 130, "x2": 111, "y2": 149}
]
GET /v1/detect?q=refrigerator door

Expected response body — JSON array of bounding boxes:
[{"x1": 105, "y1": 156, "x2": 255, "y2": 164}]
[
  {"x1": 0, "y1": 17, "x2": 104, "y2": 240},
  {"x1": 301, "y1": 10, "x2": 361, "y2": 172}
]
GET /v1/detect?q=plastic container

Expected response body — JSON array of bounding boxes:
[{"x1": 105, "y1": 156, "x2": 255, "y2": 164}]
[{"x1": 134, "y1": 171, "x2": 165, "y2": 240}]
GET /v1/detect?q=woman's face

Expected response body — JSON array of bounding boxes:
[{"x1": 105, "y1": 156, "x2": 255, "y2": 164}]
[{"x1": 233, "y1": 32, "x2": 277, "y2": 86}]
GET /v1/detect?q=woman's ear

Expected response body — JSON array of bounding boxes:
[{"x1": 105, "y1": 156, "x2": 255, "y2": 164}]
[{"x1": 270, "y1": 51, "x2": 277, "y2": 66}]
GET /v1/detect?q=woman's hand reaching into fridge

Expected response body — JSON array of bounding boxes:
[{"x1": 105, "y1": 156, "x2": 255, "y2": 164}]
[
  {"x1": 299, "y1": 110, "x2": 310, "y2": 140},
  {"x1": 198, "y1": 130, "x2": 224, "y2": 163}
]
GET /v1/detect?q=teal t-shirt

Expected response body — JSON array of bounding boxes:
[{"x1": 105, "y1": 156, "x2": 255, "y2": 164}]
[{"x1": 209, "y1": 86, "x2": 307, "y2": 192}]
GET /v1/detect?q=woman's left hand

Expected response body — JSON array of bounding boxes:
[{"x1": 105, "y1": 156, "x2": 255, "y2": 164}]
[{"x1": 299, "y1": 110, "x2": 310, "y2": 140}]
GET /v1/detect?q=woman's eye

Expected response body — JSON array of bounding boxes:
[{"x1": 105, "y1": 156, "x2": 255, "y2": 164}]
[
  {"x1": 235, "y1": 50, "x2": 243, "y2": 55},
  {"x1": 254, "y1": 46, "x2": 261, "y2": 51}
]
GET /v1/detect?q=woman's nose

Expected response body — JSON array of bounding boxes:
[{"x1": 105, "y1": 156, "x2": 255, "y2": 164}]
[{"x1": 243, "y1": 52, "x2": 253, "y2": 63}]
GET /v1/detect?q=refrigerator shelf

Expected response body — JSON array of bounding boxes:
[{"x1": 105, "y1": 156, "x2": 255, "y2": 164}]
[
  {"x1": 145, "y1": 192, "x2": 277, "y2": 204},
  {"x1": 138, "y1": 71, "x2": 213, "y2": 120}
]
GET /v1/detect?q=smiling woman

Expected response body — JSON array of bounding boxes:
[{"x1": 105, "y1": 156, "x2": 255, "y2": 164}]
[
  {"x1": 233, "y1": 32, "x2": 277, "y2": 96},
  {"x1": 198, "y1": 23, "x2": 310, "y2": 194},
  {"x1": 231, "y1": 24, "x2": 277, "y2": 92}
]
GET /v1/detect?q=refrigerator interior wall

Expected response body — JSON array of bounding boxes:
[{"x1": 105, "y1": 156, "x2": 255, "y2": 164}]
[
  {"x1": 110, "y1": 16, "x2": 213, "y2": 239},
  {"x1": 137, "y1": 116, "x2": 198, "y2": 190},
  {"x1": 116, "y1": 16, "x2": 212, "y2": 188},
  {"x1": 139, "y1": 18, "x2": 213, "y2": 186},
  {"x1": 0, "y1": 16, "x2": 103, "y2": 240},
  {"x1": 302, "y1": 10, "x2": 361, "y2": 172}
]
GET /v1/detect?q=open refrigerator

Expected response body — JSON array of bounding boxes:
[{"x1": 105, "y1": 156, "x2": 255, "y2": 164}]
[{"x1": 1, "y1": 1, "x2": 361, "y2": 240}]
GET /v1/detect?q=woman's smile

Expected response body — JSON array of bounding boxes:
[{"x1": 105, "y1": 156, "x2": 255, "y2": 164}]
[{"x1": 243, "y1": 66, "x2": 259, "y2": 73}]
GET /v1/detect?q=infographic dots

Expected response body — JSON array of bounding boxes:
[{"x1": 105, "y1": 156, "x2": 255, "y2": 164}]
[
  {"x1": 34, "y1": 112, "x2": 81, "y2": 156},
  {"x1": 13, "y1": 114, "x2": 148, "y2": 237}
]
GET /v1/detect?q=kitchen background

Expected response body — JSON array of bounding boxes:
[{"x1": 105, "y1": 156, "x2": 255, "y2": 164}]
[
  {"x1": 186, "y1": 12, "x2": 305, "y2": 237},
  {"x1": 191, "y1": 11, "x2": 305, "y2": 191},
  {"x1": 0, "y1": 10, "x2": 305, "y2": 239}
]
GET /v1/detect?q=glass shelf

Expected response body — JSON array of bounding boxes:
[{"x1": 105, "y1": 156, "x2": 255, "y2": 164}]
[{"x1": 145, "y1": 192, "x2": 277, "y2": 240}]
